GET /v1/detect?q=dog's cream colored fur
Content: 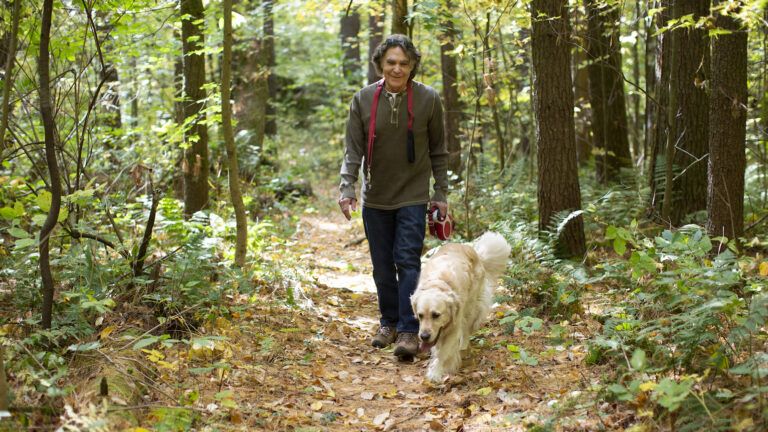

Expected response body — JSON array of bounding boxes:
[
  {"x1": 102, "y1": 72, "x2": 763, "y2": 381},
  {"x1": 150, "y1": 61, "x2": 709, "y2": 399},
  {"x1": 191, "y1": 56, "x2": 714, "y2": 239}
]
[{"x1": 410, "y1": 232, "x2": 511, "y2": 382}]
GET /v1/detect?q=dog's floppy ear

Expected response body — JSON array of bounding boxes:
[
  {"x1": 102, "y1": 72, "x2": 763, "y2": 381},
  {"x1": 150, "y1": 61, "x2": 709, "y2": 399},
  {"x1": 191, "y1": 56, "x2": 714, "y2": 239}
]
[
  {"x1": 446, "y1": 291, "x2": 460, "y2": 319},
  {"x1": 410, "y1": 292, "x2": 419, "y2": 316}
]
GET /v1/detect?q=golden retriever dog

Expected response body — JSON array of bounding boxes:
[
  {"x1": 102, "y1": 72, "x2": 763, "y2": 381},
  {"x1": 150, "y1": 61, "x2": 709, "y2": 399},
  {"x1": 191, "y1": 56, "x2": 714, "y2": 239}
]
[{"x1": 411, "y1": 232, "x2": 511, "y2": 382}]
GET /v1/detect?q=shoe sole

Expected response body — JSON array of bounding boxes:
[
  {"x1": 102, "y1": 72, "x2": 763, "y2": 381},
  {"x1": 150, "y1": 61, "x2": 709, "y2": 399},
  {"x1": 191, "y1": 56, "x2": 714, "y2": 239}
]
[
  {"x1": 371, "y1": 340, "x2": 391, "y2": 348},
  {"x1": 393, "y1": 346, "x2": 417, "y2": 357}
]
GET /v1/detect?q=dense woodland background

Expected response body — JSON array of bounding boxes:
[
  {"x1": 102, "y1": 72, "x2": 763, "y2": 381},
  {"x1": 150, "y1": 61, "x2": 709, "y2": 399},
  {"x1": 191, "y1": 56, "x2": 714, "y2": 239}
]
[{"x1": 0, "y1": 0, "x2": 767, "y2": 430}]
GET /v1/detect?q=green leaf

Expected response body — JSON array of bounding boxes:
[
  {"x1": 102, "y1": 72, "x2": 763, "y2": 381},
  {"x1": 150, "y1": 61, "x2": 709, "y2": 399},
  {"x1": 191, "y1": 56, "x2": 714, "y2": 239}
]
[
  {"x1": 630, "y1": 349, "x2": 646, "y2": 371},
  {"x1": 613, "y1": 238, "x2": 627, "y2": 255},
  {"x1": 8, "y1": 227, "x2": 30, "y2": 238},
  {"x1": 37, "y1": 191, "x2": 52, "y2": 211},
  {"x1": 14, "y1": 238, "x2": 36, "y2": 249},
  {"x1": 133, "y1": 336, "x2": 160, "y2": 350},
  {"x1": 67, "y1": 341, "x2": 101, "y2": 352},
  {"x1": 653, "y1": 378, "x2": 693, "y2": 412},
  {"x1": 0, "y1": 201, "x2": 24, "y2": 219}
]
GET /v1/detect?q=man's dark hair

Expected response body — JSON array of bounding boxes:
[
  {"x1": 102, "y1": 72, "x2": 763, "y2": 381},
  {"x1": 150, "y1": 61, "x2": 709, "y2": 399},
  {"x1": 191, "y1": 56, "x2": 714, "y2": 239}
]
[{"x1": 371, "y1": 34, "x2": 421, "y2": 80}]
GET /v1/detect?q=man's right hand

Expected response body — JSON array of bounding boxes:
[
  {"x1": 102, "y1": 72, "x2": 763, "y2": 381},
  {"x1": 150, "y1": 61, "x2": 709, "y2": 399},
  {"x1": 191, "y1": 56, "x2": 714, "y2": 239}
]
[{"x1": 338, "y1": 197, "x2": 357, "y2": 221}]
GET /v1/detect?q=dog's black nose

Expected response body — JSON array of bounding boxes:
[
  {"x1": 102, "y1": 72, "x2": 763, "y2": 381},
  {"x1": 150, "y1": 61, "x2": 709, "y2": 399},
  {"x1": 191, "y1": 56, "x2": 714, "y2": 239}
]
[{"x1": 419, "y1": 332, "x2": 431, "y2": 341}]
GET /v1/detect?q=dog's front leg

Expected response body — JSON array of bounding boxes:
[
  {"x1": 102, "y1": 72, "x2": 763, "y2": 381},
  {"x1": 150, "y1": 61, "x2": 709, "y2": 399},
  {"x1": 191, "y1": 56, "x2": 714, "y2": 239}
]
[{"x1": 426, "y1": 355, "x2": 444, "y2": 382}]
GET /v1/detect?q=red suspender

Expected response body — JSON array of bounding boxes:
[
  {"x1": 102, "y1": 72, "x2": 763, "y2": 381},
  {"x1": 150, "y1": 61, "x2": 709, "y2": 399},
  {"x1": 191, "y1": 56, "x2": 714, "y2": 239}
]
[
  {"x1": 366, "y1": 80, "x2": 385, "y2": 171},
  {"x1": 366, "y1": 80, "x2": 415, "y2": 173}
]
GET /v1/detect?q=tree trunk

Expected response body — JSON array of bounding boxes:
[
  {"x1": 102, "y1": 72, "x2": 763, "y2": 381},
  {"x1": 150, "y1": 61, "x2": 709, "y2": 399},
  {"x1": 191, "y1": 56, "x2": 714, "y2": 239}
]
[
  {"x1": 391, "y1": 0, "x2": 408, "y2": 36},
  {"x1": 631, "y1": 1, "x2": 642, "y2": 162},
  {"x1": 648, "y1": 0, "x2": 670, "y2": 214},
  {"x1": 572, "y1": 5, "x2": 591, "y2": 165},
  {"x1": 234, "y1": 37, "x2": 268, "y2": 173},
  {"x1": 0, "y1": 0, "x2": 20, "y2": 158},
  {"x1": 440, "y1": 0, "x2": 462, "y2": 175},
  {"x1": 223, "y1": 0, "x2": 248, "y2": 267},
  {"x1": 707, "y1": 2, "x2": 747, "y2": 243},
  {"x1": 181, "y1": 0, "x2": 210, "y2": 217},
  {"x1": 367, "y1": 1, "x2": 384, "y2": 84},
  {"x1": 668, "y1": 0, "x2": 710, "y2": 225},
  {"x1": 263, "y1": 0, "x2": 277, "y2": 137},
  {"x1": 644, "y1": 1, "x2": 658, "y2": 176},
  {"x1": 531, "y1": 0, "x2": 586, "y2": 258},
  {"x1": 340, "y1": 7, "x2": 361, "y2": 84},
  {"x1": 585, "y1": 0, "x2": 631, "y2": 183},
  {"x1": 39, "y1": 0, "x2": 61, "y2": 329}
]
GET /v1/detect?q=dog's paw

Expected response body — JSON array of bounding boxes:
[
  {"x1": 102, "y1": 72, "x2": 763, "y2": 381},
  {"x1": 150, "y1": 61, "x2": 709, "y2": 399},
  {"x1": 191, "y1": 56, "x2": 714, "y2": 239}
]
[{"x1": 426, "y1": 367, "x2": 444, "y2": 383}]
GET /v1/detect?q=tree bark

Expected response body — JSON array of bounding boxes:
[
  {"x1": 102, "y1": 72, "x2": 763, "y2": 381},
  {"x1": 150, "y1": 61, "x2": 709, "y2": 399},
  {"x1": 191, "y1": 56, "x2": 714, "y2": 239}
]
[
  {"x1": 263, "y1": 0, "x2": 277, "y2": 137},
  {"x1": 572, "y1": 6, "x2": 591, "y2": 165},
  {"x1": 648, "y1": 0, "x2": 670, "y2": 213},
  {"x1": 223, "y1": 0, "x2": 248, "y2": 266},
  {"x1": 0, "y1": 0, "x2": 20, "y2": 159},
  {"x1": 39, "y1": 0, "x2": 61, "y2": 329},
  {"x1": 234, "y1": 36, "x2": 268, "y2": 173},
  {"x1": 180, "y1": 0, "x2": 210, "y2": 217},
  {"x1": 440, "y1": 0, "x2": 462, "y2": 175},
  {"x1": 391, "y1": 0, "x2": 408, "y2": 36},
  {"x1": 367, "y1": 1, "x2": 384, "y2": 84},
  {"x1": 668, "y1": 0, "x2": 710, "y2": 225},
  {"x1": 531, "y1": 0, "x2": 586, "y2": 258},
  {"x1": 585, "y1": 0, "x2": 631, "y2": 183},
  {"x1": 340, "y1": 7, "x2": 361, "y2": 84},
  {"x1": 707, "y1": 1, "x2": 747, "y2": 242}
]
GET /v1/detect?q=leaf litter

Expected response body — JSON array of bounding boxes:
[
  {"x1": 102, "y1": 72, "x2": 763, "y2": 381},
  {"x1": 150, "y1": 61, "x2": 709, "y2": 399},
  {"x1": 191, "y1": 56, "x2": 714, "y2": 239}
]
[{"x1": 122, "y1": 200, "x2": 632, "y2": 431}]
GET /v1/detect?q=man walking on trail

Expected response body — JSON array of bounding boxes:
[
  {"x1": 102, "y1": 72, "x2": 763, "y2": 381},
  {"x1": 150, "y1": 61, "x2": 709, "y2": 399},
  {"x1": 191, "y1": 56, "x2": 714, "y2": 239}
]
[{"x1": 337, "y1": 34, "x2": 449, "y2": 359}]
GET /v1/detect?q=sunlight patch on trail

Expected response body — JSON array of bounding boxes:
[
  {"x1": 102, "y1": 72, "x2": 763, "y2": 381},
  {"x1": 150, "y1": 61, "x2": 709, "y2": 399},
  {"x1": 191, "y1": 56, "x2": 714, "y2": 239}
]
[{"x1": 316, "y1": 273, "x2": 375, "y2": 293}]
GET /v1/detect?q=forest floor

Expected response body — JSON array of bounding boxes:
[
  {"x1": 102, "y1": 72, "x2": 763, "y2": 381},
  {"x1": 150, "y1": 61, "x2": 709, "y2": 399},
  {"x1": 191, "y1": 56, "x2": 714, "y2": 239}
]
[
  {"x1": 46, "y1": 188, "x2": 635, "y2": 431},
  {"x1": 115, "y1": 187, "x2": 633, "y2": 432}
]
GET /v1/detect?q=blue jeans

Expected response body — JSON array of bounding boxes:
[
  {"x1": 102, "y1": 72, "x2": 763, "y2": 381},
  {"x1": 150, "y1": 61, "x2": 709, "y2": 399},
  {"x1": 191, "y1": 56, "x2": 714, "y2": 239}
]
[{"x1": 362, "y1": 204, "x2": 426, "y2": 334}]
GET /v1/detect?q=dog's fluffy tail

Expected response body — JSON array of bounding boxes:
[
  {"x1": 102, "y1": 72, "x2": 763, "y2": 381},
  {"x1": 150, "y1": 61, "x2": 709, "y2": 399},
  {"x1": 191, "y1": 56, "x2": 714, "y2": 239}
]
[{"x1": 473, "y1": 231, "x2": 512, "y2": 280}]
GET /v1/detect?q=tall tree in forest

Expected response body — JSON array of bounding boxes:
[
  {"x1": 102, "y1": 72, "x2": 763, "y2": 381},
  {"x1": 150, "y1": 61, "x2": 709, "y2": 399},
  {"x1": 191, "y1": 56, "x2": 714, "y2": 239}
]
[
  {"x1": 708, "y1": 1, "x2": 747, "y2": 242},
  {"x1": 340, "y1": 6, "x2": 361, "y2": 84},
  {"x1": 180, "y1": 0, "x2": 210, "y2": 216},
  {"x1": 39, "y1": 0, "x2": 61, "y2": 329},
  {"x1": 531, "y1": 0, "x2": 586, "y2": 258},
  {"x1": 222, "y1": 0, "x2": 248, "y2": 266},
  {"x1": 585, "y1": 0, "x2": 631, "y2": 183},
  {"x1": 572, "y1": 6, "x2": 592, "y2": 165},
  {"x1": 660, "y1": 0, "x2": 710, "y2": 225},
  {"x1": 392, "y1": 0, "x2": 408, "y2": 36},
  {"x1": 263, "y1": 0, "x2": 277, "y2": 137},
  {"x1": 368, "y1": 1, "x2": 384, "y2": 84},
  {"x1": 440, "y1": 0, "x2": 462, "y2": 174},
  {"x1": 0, "y1": 0, "x2": 20, "y2": 160},
  {"x1": 648, "y1": 0, "x2": 670, "y2": 211}
]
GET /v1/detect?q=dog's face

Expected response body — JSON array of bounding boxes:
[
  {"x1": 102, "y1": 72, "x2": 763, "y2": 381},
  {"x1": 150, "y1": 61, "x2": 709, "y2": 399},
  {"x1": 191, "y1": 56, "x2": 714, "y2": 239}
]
[{"x1": 411, "y1": 286, "x2": 456, "y2": 347}]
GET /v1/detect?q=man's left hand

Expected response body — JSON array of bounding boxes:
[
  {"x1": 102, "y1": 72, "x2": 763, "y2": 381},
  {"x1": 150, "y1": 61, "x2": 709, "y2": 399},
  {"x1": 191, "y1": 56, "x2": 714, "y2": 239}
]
[{"x1": 430, "y1": 201, "x2": 448, "y2": 221}]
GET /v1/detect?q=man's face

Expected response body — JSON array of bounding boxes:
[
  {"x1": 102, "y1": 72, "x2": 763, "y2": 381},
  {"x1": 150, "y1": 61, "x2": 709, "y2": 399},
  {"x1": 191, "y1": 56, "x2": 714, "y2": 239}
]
[{"x1": 381, "y1": 47, "x2": 412, "y2": 91}]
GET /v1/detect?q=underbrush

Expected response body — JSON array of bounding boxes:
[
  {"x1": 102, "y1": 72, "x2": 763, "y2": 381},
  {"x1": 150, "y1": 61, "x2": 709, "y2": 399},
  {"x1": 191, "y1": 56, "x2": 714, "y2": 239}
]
[
  {"x1": 0, "y1": 177, "x2": 313, "y2": 428},
  {"x1": 466, "y1": 161, "x2": 767, "y2": 430}
]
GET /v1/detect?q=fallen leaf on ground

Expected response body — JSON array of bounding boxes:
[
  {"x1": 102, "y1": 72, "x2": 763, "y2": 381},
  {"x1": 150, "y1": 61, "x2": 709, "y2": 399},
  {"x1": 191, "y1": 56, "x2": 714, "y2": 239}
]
[{"x1": 373, "y1": 410, "x2": 390, "y2": 426}]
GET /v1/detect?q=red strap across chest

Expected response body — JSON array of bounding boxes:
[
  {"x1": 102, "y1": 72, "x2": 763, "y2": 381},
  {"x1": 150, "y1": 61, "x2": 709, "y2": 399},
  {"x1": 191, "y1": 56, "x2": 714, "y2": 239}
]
[{"x1": 366, "y1": 80, "x2": 414, "y2": 170}]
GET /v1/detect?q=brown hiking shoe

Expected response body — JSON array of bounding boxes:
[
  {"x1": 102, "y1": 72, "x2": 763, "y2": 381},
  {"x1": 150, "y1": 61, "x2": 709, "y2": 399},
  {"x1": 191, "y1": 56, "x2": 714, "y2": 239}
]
[
  {"x1": 393, "y1": 332, "x2": 419, "y2": 357},
  {"x1": 371, "y1": 326, "x2": 397, "y2": 348}
]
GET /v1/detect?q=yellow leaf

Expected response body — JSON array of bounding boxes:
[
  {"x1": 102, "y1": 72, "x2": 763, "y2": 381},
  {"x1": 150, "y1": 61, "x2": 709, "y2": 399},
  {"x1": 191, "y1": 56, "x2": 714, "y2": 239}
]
[
  {"x1": 310, "y1": 401, "x2": 323, "y2": 411},
  {"x1": 475, "y1": 387, "x2": 493, "y2": 396},
  {"x1": 639, "y1": 381, "x2": 657, "y2": 392},
  {"x1": 123, "y1": 429, "x2": 152, "y2": 432},
  {"x1": 759, "y1": 261, "x2": 768, "y2": 277},
  {"x1": 142, "y1": 349, "x2": 164, "y2": 363},
  {"x1": 99, "y1": 325, "x2": 116, "y2": 340}
]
